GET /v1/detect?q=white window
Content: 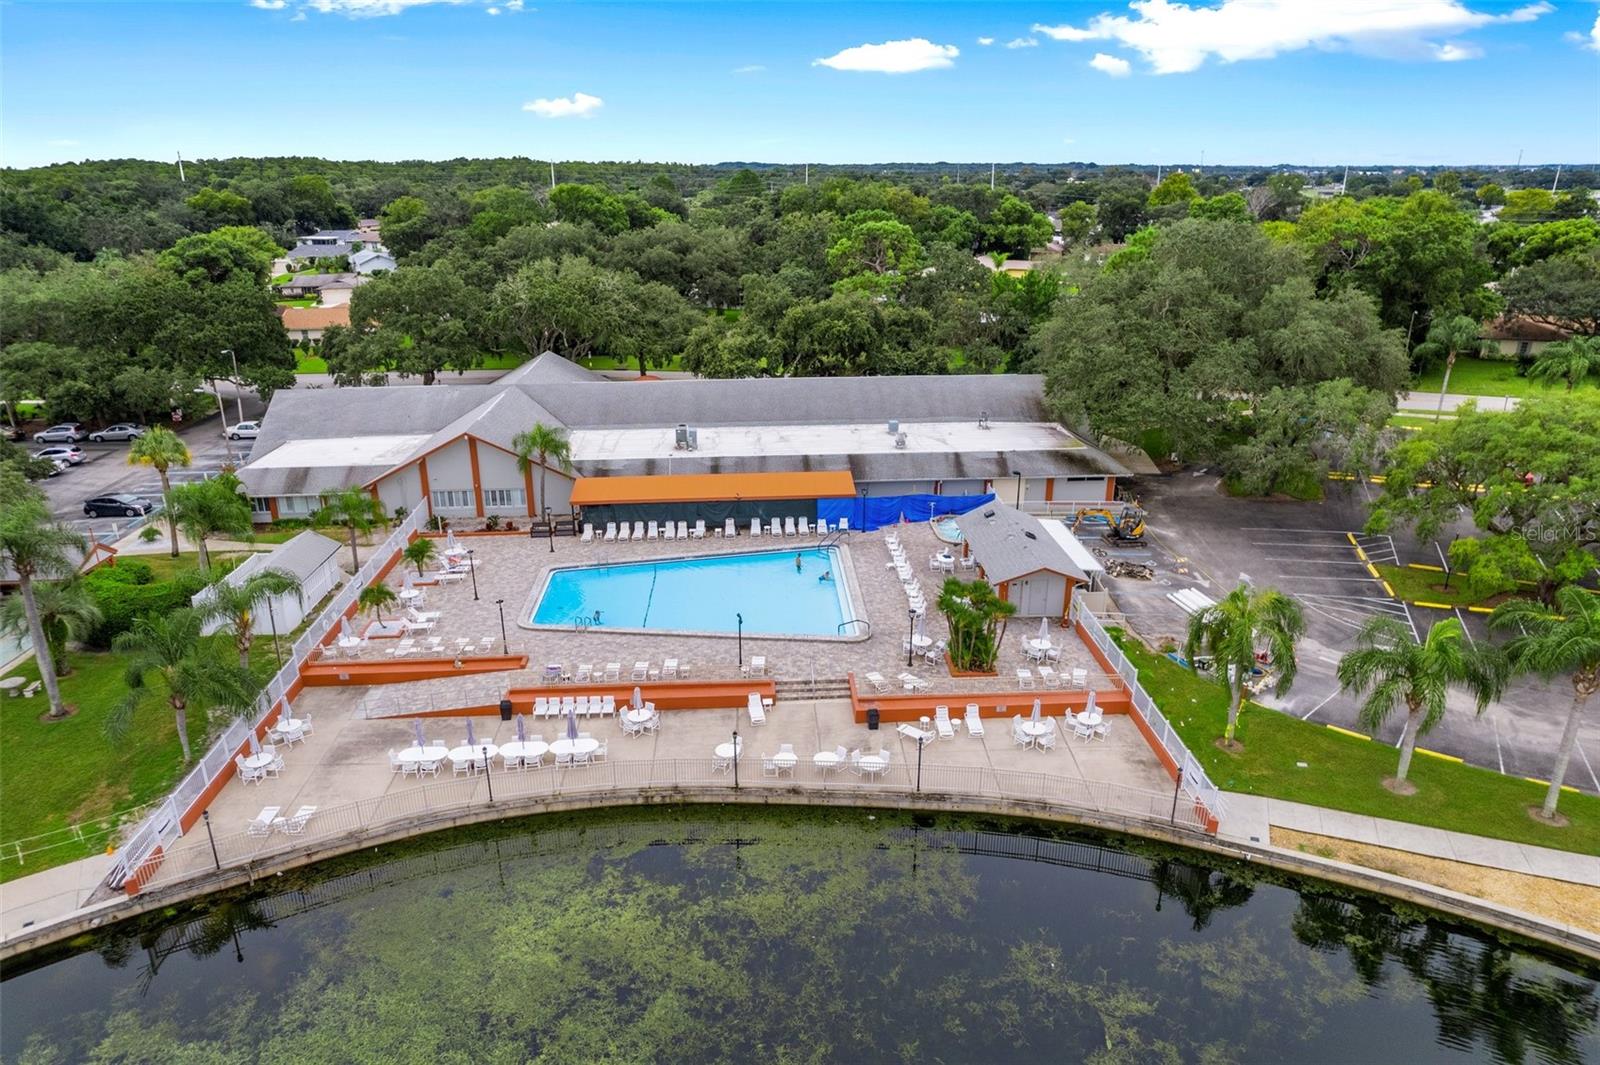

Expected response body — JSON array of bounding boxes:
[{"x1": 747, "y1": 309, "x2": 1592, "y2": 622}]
[
  {"x1": 279, "y1": 495, "x2": 320, "y2": 516},
  {"x1": 248, "y1": 496, "x2": 273, "y2": 514},
  {"x1": 431, "y1": 489, "x2": 474, "y2": 510},
  {"x1": 483, "y1": 488, "x2": 525, "y2": 510}
]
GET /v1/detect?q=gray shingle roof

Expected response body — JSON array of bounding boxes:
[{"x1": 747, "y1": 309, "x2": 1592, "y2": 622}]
[
  {"x1": 287, "y1": 242, "x2": 354, "y2": 259},
  {"x1": 954, "y1": 502, "x2": 1086, "y2": 584},
  {"x1": 227, "y1": 531, "x2": 342, "y2": 584}
]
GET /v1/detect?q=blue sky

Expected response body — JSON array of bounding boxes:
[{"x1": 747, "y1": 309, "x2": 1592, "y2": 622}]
[{"x1": 3, "y1": 1, "x2": 1597, "y2": 168}]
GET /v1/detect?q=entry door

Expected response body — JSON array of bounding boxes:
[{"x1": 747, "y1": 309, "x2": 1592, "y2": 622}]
[{"x1": 1012, "y1": 577, "x2": 1052, "y2": 617}]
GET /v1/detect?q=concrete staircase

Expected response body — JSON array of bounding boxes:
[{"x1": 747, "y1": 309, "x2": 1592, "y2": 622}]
[{"x1": 774, "y1": 677, "x2": 853, "y2": 703}]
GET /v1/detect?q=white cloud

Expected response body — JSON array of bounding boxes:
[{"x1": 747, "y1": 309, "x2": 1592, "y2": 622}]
[
  {"x1": 486, "y1": 5, "x2": 500, "y2": 12},
  {"x1": 732, "y1": 64, "x2": 765, "y2": 74},
  {"x1": 522, "y1": 91, "x2": 603, "y2": 118},
  {"x1": 1433, "y1": 41, "x2": 1480, "y2": 61},
  {"x1": 249, "y1": 0, "x2": 287, "y2": 8},
  {"x1": 976, "y1": 36, "x2": 995, "y2": 46},
  {"x1": 1005, "y1": 37, "x2": 1038, "y2": 49},
  {"x1": 1032, "y1": 0, "x2": 1554, "y2": 74},
  {"x1": 304, "y1": 0, "x2": 468, "y2": 16},
  {"x1": 813, "y1": 38, "x2": 959, "y2": 73},
  {"x1": 1581, "y1": 12, "x2": 1600, "y2": 52},
  {"x1": 1089, "y1": 52, "x2": 1132, "y2": 76}
]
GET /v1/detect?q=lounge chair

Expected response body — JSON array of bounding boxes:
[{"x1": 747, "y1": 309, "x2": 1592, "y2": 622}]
[
  {"x1": 838, "y1": 517, "x2": 849, "y2": 532},
  {"x1": 724, "y1": 518, "x2": 736, "y2": 537},
  {"x1": 751, "y1": 518, "x2": 761, "y2": 536},
  {"x1": 618, "y1": 523, "x2": 631, "y2": 542},
  {"x1": 747, "y1": 692, "x2": 766, "y2": 725},
  {"x1": 1016, "y1": 669, "x2": 1035, "y2": 689},
  {"x1": 784, "y1": 516, "x2": 797, "y2": 536},
  {"x1": 647, "y1": 520, "x2": 659, "y2": 540},
  {"x1": 798, "y1": 517, "x2": 811, "y2": 536},
  {"x1": 632, "y1": 522, "x2": 644, "y2": 540},
  {"x1": 575, "y1": 663, "x2": 593, "y2": 683},
  {"x1": 534, "y1": 696, "x2": 550, "y2": 717},
  {"x1": 1037, "y1": 665, "x2": 1058, "y2": 687},
  {"x1": 247, "y1": 806, "x2": 280, "y2": 836},
  {"x1": 407, "y1": 605, "x2": 442, "y2": 624},
  {"x1": 662, "y1": 658, "x2": 678, "y2": 679},
  {"x1": 964, "y1": 704, "x2": 985, "y2": 737},
  {"x1": 863, "y1": 671, "x2": 890, "y2": 693},
  {"x1": 281, "y1": 806, "x2": 317, "y2": 834},
  {"x1": 693, "y1": 520, "x2": 706, "y2": 539},
  {"x1": 663, "y1": 521, "x2": 676, "y2": 541},
  {"x1": 896, "y1": 722, "x2": 933, "y2": 744},
  {"x1": 581, "y1": 523, "x2": 594, "y2": 543},
  {"x1": 742, "y1": 654, "x2": 766, "y2": 677},
  {"x1": 604, "y1": 522, "x2": 617, "y2": 542},
  {"x1": 604, "y1": 662, "x2": 621, "y2": 681},
  {"x1": 631, "y1": 661, "x2": 649, "y2": 681},
  {"x1": 934, "y1": 705, "x2": 955, "y2": 738},
  {"x1": 678, "y1": 521, "x2": 689, "y2": 539}
]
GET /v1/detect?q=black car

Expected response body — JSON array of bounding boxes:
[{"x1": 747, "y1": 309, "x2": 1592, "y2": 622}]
[{"x1": 83, "y1": 494, "x2": 155, "y2": 518}]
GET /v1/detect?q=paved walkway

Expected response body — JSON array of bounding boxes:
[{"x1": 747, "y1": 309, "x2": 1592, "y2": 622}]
[
  {"x1": 1398, "y1": 390, "x2": 1521, "y2": 414},
  {"x1": 1220, "y1": 793, "x2": 1600, "y2": 886},
  {"x1": 0, "y1": 852, "x2": 115, "y2": 940}
]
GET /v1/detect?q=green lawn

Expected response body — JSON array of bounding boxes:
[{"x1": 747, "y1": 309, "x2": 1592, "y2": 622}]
[
  {"x1": 275, "y1": 297, "x2": 318, "y2": 309},
  {"x1": 0, "y1": 634, "x2": 285, "y2": 882},
  {"x1": 577, "y1": 354, "x2": 686, "y2": 373},
  {"x1": 1112, "y1": 631, "x2": 1600, "y2": 855},
  {"x1": 292, "y1": 349, "x2": 529, "y2": 376},
  {"x1": 1413, "y1": 356, "x2": 1593, "y2": 398},
  {"x1": 1388, "y1": 413, "x2": 1458, "y2": 431},
  {"x1": 1374, "y1": 563, "x2": 1522, "y2": 608}
]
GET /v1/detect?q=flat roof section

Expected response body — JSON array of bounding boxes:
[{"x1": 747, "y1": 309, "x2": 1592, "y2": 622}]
[
  {"x1": 568, "y1": 420, "x2": 1083, "y2": 464},
  {"x1": 248, "y1": 434, "x2": 432, "y2": 469},
  {"x1": 569, "y1": 470, "x2": 857, "y2": 506}
]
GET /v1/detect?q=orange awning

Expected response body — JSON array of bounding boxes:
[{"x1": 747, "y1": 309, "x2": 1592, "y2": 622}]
[{"x1": 570, "y1": 471, "x2": 856, "y2": 507}]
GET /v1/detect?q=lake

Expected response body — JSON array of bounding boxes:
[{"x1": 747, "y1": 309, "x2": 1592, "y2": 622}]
[{"x1": 3, "y1": 807, "x2": 1596, "y2": 1064}]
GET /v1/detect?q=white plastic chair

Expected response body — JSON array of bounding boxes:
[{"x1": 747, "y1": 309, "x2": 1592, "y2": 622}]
[
  {"x1": 647, "y1": 520, "x2": 659, "y2": 540},
  {"x1": 964, "y1": 704, "x2": 985, "y2": 737},
  {"x1": 581, "y1": 523, "x2": 594, "y2": 543},
  {"x1": 281, "y1": 806, "x2": 317, "y2": 834},
  {"x1": 604, "y1": 522, "x2": 617, "y2": 542},
  {"x1": 247, "y1": 807, "x2": 280, "y2": 836}
]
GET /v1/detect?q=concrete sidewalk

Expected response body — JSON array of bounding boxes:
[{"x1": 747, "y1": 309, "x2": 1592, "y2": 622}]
[
  {"x1": 1220, "y1": 792, "x2": 1600, "y2": 886},
  {"x1": 0, "y1": 852, "x2": 117, "y2": 941}
]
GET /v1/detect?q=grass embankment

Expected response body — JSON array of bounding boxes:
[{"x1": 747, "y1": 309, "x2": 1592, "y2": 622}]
[
  {"x1": 1111, "y1": 631, "x2": 1600, "y2": 856},
  {"x1": 1413, "y1": 356, "x2": 1594, "y2": 398},
  {"x1": 1374, "y1": 563, "x2": 1520, "y2": 609},
  {"x1": 293, "y1": 349, "x2": 529, "y2": 376}
]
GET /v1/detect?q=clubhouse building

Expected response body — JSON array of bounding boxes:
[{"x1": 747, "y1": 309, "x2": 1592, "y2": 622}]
[{"x1": 236, "y1": 354, "x2": 1128, "y2": 529}]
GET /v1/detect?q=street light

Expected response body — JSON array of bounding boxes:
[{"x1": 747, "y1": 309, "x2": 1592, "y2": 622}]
[
  {"x1": 221, "y1": 349, "x2": 245, "y2": 422},
  {"x1": 907, "y1": 608, "x2": 916, "y2": 667},
  {"x1": 496, "y1": 598, "x2": 508, "y2": 655},
  {"x1": 207, "y1": 380, "x2": 237, "y2": 466},
  {"x1": 736, "y1": 612, "x2": 743, "y2": 667},
  {"x1": 732, "y1": 728, "x2": 740, "y2": 789},
  {"x1": 467, "y1": 548, "x2": 479, "y2": 601}
]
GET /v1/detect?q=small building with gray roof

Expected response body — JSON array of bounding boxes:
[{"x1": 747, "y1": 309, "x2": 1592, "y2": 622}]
[
  {"x1": 954, "y1": 501, "x2": 1087, "y2": 618},
  {"x1": 192, "y1": 531, "x2": 344, "y2": 635}
]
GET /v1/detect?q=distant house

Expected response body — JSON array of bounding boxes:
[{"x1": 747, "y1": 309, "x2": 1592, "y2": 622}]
[
  {"x1": 192, "y1": 531, "x2": 344, "y2": 629},
  {"x1": 974, "y1": 255, "x2": 1036, "y2": 278},
  {"x1": 350, "y1": 247, "x2": 397, "y2": 275},
  {"x1": 1483, "y1": 316, "x2": 1571, "y2": 361},
  {"x1": 278, "y1": 304, "x2": 350, "y2": 343},
  {"x1": 286, "y1": 229, "x2": 379, "y2": 263},
  {"x1": 275, "y1": 272, "x2": 367, "y2": 301}
]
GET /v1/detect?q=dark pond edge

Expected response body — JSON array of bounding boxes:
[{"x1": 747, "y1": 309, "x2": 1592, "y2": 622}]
[{"x1": 3, "y1": 789, "x2": 1598, "y2": 972}]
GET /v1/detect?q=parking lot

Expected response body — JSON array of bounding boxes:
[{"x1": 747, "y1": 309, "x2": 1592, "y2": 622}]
[{"x1": 1104, "y1": 473, "x2": 1599, "y2": 793}]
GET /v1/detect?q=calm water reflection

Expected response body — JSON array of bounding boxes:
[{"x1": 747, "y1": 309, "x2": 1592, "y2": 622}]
[{"x1": 3, "y1": 808, "x2": 1596, "y2": 1064}]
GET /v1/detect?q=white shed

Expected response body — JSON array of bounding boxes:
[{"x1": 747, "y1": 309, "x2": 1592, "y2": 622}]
[{"x1": 193, "y1": 531, "x2": 344, "y2": 637}]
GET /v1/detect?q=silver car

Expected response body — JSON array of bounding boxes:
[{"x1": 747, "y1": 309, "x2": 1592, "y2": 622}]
[
  {"x1": 89, "y1": 423, "x2": 146, "y2": 443},
  {"x1": 228, "y1": 420, "x2": 261, "y2": 440},
  {"x1": 32, "y1": 445, "x2": 86, "y2": 465},
  {"x1": 33, "y1": 422, "x2": 86, "y2": 443}
]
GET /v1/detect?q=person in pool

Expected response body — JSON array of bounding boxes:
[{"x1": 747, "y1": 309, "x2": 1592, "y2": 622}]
[
  {"x1": 818, "y1": 570, "x2": 833, "y2": 582},
  {"x1": 795, "y1": 553, "x2": 804, "y2": 573}
]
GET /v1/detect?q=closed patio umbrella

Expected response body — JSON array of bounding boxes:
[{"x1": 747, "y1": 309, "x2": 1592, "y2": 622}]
[
  {"x1": 445, "y1": 529, "x2": 458, "y2": 551},
  {"x1": 465, "y1": 719, "x2": 477, "y2": 747},
  {"x1": 566, "y1": 702, "x2": 579, "y2": 741},
  {"x1": 340, "y1": 615, "x2": 354, "y2": 640},
  {"x1": 1083, "y1": 690, "x2": 1097, "y2": 718},
  {"x1": 1036, "y1": 617, "x2": 1050, "y2": 645},
  {"x1": 632, "y1": 686, "x2": 643, "y2": 711},
  {"x1": 249, "y1": 730, "x2": 261, "y2": 756},
  {"x1": 1031, "y1": 698, "x2": 1042, "y2": 723},
  {"x1": 515, "y1": 714, "x2": 526, "y2": 743},
  {"x1": 413, "y1": 719, "x2": 426, "y2": 749}
]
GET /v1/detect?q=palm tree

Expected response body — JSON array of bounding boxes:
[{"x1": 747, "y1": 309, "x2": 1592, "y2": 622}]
[
  {"x1": 1527, "y1": 336, "x2": 1600, "y2": 392},
  {"x1": 1490, "y1": 586, "x2": 1600, "y2": 821},
  {"x1": 512, "y1": 423, "x2": 573, "y2": 519},
  {"x1": 1184, "y1": 583, "x2": 1305, "y2": 747},
  {"x1": 1414, "y1": 314, "x2": 1491, "y2": 420},
  {"x1": 358, "y1": 583, "x2": 399, "y2": 626},
  {"x1": 1336, "y1": 617, "x2": 1506, "y2": 791},
  {"x1": 127, "y1": 427, "x2": 192, "y2": 558},
  {"x1": 106, "y1": 608, "x2": 259, "y2": 764},
  {"x1": 316, "y1": 487, "x2": 386, "y2": 571},
  {"x1": 402, "y1": 536, "x2": 437, "y2": 577},
  {"x1": 197, "y1": 567, "x2": 303, "y2": 670},
  {"x1": 0, "y1": 498, "x2": 86, "y2": 718},
  {"x1": 167, "y1": 476, "x2": 253, "y2": 573},
  {"x1": 0, "y1": 577, "x2": 101, "y2": 677}
]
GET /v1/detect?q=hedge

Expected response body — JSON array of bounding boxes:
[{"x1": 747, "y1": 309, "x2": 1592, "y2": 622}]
[{"x1": 83, "y1": 561, "x2": 205, "y2": 648}]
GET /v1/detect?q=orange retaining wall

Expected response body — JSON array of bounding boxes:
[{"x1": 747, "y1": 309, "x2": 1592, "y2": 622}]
[
  {"x1": 300, "y1": 654, "x2": 529, "y2": 686},
  {"x1": 506, "y1": 679, "x2": 776, "y2": 714}
]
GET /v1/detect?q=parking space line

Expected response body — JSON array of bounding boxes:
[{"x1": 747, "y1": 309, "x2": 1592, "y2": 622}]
[
  {"x1": 1261, "y1": 557, "x2": 1371, "y2": 565},
  {"x1": 1576, "y1": 739, "x2": 1600, "y2": 794},
  {"x1": 1491, "y1": 716, "x2": 1505, "y2": 774},
  {"x1": 1301, "y1": 690, "x2": 1340, "y2": 720}
]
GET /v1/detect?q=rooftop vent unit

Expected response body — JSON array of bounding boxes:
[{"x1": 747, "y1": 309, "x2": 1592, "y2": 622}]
[
  {"x1": 978, "y1": 410, "x2": 991, "y2": 430},
  {"x1": 894, "y1": 432, "x2": 907, "y2": 449},
  {"x1": 685, "y1": 428, "x2": 698, "y2": 451},
  {"x1": 887, "y1": 419, "x2": 899, "y2": 435},
  {"x1": 674, "y1": 424, "x2": 691, "y2": 451}
]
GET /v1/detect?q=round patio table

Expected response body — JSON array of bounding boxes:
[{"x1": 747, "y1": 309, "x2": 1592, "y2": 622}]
[
  {"x1": 623, "y1": 707, "x2": 655, "y2": 727},
  {"x1": 499, "y1": 740, "x2": 549, "y2": 764},
  {"x1": 1075, "y1": 710, "x2": 1104, "y2": 729},
  {"x1": 0, "y1": 676, "x2": 26, "y2": 695},
  {"x1": 812, "y1": 751, "x2": 841, "y2": 772},
  {"x1": 397, "y1": 745, "x2": 448, "y2": 765},
  {"x1": 714, "y1": 739, "x2": 743, "y2": 760},
  {"x1": 398, "y1": 589, "x2": 423, "y2": 604},
  {"x1": 772, "y1": 751, "x2": 798, "y2": 771},
  {"x1": 1027, "y1": 638, "x2": 1053, "y2": 654},
  {"x1": 449, "y1": 743, "x2": 498, "y2": 767},
  {"x1": 857, "y1": 754, "x2": 887, "y2": 776},
  {"x1": 911, "y1": 634, "x2": 934, "y2": 650},
  {"x1": 1019, "y1": 720, "x2": 1053, "y2": 740},
  {"x1": 242, "y1": 752, "x2": 275, "y2": 772},
  {"x1": 549, "y1": 737, "x2": 599, "y2": 759}
]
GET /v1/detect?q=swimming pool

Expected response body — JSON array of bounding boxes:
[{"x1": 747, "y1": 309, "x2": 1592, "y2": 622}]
[
  {"x1": 530, "y1": 548, "x2": 855, "y2": 636},
  {"x1": 932, "y1": 517, "x2": 964, "y2": 544}
]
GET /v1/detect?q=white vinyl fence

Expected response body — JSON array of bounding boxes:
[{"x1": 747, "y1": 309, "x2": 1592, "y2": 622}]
[{"x1": 109, "y1": 505, "x2": 428, "y2": 892}]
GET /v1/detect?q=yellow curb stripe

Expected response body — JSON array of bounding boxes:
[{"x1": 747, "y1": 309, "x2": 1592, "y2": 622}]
[
  {"x1": 1412, "y1": 600, "x2": 1452, "y2": 610},
  {"x1": 1466, "y1": 606, "x2": 1494, "y2": 614},
  {"x1": 1382, "y1": 581, "x2": 1397, "y2": 597},
  {"x1": 1416, "y1": 747, "x2": 1463, "y2": 763},
  {"x1": 1346, "y1": 532, "x2": 1358, "y2": 546},
  {"x1": 1522, "y1": 777, "x2": 1583, "y2": 794},
  {"x1": 1325, "y1": 725, "x2": 1371, "y2": 741},
  {"x1": 1407, "y1": 563, "x2": 1445, "y2": 572},
  {"x1": 1365, "y1": 563, "x2": 1381, "y2": 579}
]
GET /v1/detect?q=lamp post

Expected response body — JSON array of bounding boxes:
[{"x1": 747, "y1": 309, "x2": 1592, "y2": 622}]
[
  {"x1": 545, "y1": 507, "x2": 555, "y2": 553},
  {"x1": 736, "y1": 612, "x2": 743, "y2": 667},
  {"x1": 915, "y1": 734, "x2": 925, "y2": 793},
  {"x1": 1014, "y1": 471, "x2": 1023, "y2": 509},
  {"x1": 483, "y1": 744, "x2": 494, "y2": 802},
  {"x1": 907, "y1": 608, "x2": 916, "y2": 667},
  {"x1": 496, "y1": 598, "x2": 508, "y2": 655},
  {"x1": 858, "y1": 486, "x2": 868, "y2": 530},
  {"x1": 467, "y1": 548, "x2": 479, "y2": 601},
  {"x1": 732, "y1": 728, "x2": 739, "y2": 789},
  {"x1": 209, "y1": 380, "x2": 237, "y2": 466},
  {"x1": 202, "y1": 810, "x2": 220, "y2": 871}
]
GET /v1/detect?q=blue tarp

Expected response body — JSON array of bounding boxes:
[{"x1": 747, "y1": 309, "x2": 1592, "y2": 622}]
[{"x1": 816, "y1": 493, "x2": 995, "y2": 533}]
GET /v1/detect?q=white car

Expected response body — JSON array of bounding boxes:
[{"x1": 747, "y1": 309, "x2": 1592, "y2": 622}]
[
  {"x1": 33, "y1": 445, "x2": 86, "y2": 465},
  {"x1": 228, "y1": 421, "x2": 260, "y2": 440},
  {"x1": 88, "y1": 423, "x2": 146, "y2": 443}
]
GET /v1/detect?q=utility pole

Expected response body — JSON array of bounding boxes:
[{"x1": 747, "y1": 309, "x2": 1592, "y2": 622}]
[
  {"x1": 804, "y1": 162, "x2": 809, "y2": 185},
  {"x1": 549, "y1": 161, "x2": 556, "y2": 189},
  {"x1": 1155, "y1": 164, "x2": 1162, "y2": 185},
  {"x1": 176, "y1": 152, "x2": 186, "y2": 183},
  {"x1": 990, "y1": 162, "x2": 995, "y2": 190},
  {"x1": 1551, "y1": 164, "x2": 1562, "y2": 193},
  {"x1": 1341, "y1": 164, "x2": 1349, "y2": 194},
  {"x1": 1515, "y1": 148, "x2": 1523, "y2": 171},
  {"x1": 1199, "y1": 148, "x2": 1205, "y2": 169}
]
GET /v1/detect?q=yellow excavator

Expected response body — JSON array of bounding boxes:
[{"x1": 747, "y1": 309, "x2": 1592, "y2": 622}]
[{"x1": 1071, "y1": 504, "x2": 1147, "y2": 545}]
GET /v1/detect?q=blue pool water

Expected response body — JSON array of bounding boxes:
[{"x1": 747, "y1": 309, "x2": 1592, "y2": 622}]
[
  {"x1": 532, "y1": 548, "x2": 852, "y2": 636},
  {"x1": 933, "y1": 518, "x2": 964, "y2": 543}
]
